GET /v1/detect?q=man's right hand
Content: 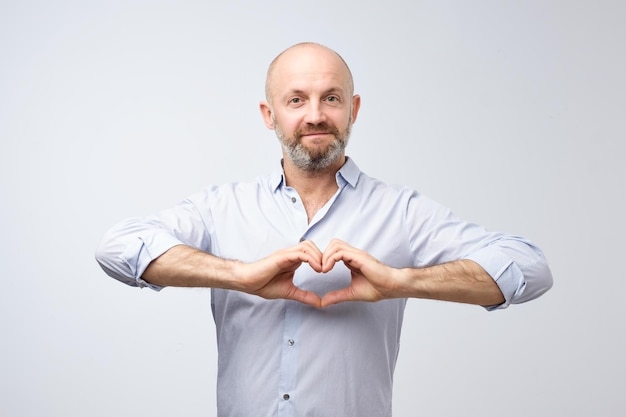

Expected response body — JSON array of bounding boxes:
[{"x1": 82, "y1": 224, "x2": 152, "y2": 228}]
[{"x1": 236, "y1": 240, "x2": 324, "y2": 308}]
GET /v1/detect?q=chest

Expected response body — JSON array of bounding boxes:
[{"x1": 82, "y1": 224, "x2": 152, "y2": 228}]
[{"x1": 206, "y1": 185, "x2": 412, "y2": 270}]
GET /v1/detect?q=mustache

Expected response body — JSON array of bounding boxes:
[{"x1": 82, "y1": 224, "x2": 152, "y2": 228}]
[{"x1": 296, "y1": 122, "x2": 339, "y2": 137}]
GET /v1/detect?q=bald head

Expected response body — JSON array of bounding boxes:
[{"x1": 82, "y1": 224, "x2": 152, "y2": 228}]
[{"x1": 264, "y1": 42, "x2": 354, "y2": 105}]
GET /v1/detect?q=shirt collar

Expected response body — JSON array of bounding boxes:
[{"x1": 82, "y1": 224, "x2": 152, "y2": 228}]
[
  {"x1": 270, "y1": 157, "x2": 361, "y2": 191},
  {"x1": 336, "y1": 157, "x2": 360, "y2": 188}
]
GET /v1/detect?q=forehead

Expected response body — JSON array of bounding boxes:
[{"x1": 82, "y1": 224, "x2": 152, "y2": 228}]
[{"x1": 269, "y1": 46, "x2": 351, "y2": 96}]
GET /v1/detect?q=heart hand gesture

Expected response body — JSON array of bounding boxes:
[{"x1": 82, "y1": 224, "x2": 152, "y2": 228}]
[{"x1": 239, "y1": 239, "x2": 398, "y2": 308}]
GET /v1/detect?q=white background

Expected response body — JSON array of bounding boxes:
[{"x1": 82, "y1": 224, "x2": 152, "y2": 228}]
[{"x1": 1, "y1": 1, "x2": 624, "y2": 416}]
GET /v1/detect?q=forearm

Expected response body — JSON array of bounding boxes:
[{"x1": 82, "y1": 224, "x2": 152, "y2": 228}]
[
  {"x1": 397, "y1": 259, "x2": 505, "y2": 306},
  {"x1": 144, "y1": 241, "x2": 326, "y2": 308},
  {"x1": 320, "y1": 239, "x2": 506, "y2": 308},
  {"x1": 142, "y1": 244, "x2": 243, "y2": 289}
]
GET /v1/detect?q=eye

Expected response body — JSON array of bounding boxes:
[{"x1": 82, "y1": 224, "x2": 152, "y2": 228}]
[
  {"x1": 325, "y1": 95, "x2": 340, "y2": 103},
  {"x1": 289, "y1": 97, "x2": 302, "y2": 104}
]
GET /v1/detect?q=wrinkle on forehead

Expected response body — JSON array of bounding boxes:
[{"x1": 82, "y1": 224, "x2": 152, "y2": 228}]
[{"x1": 265, "y1": 42, "x2": 354, "y2": 104}]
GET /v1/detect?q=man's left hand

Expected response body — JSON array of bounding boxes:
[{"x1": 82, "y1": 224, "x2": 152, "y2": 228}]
[{"x1": 320, "y1": 238, "x2": 400, "y2": 307}]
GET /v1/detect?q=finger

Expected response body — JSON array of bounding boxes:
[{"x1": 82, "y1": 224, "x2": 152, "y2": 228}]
[
  {"x1": 297, "y1": 240, "x2": 324, "y2": 271},
  {"x1": 288, "y1": 286, "x2": 322, "y2": 308},
  {"x1": 322, "y1": 256, "x2": 340, "y2": 273},
  {"x1": 322, "y1": 239, "x2": 357, "y2": 263},
  {"x1": 322, "y1": 238, "x2": 348, "y2": 258},
  {"x1": 321, "y1": 241, "x2": 342, "y2": 271},
  {"x1": 320, "y1": 287, "x2": 354, "y2": 307},
  {"x1": 299, "y1": 239, "x2": 323, "y2": 254},
  {"x1": 278, "y1": 243, "x2": 321, "y2": 268},
  {"x1": 323, "y1": 247, "x2": 363, "y2": 273},
  {"x1": 327, "y1": 237, "x2": 347, "y2": 247}
]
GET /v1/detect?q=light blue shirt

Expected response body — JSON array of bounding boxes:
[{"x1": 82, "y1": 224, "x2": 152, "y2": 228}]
[{"x1": 96, "y1": 157, "x2": 552, "y2": 417}]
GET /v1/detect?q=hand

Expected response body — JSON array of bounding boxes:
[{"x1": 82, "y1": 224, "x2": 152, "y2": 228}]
[
  {"x1": 238, "y1": 240, "x2": 324, "y2": 308},
  {"x1": 320, "y1": 238, "x2": 398, "y2": 307}
]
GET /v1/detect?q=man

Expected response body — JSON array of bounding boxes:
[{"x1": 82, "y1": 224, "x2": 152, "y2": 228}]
[{"x1": 96, "y1": 42, "x2": 553, "y2": 416}]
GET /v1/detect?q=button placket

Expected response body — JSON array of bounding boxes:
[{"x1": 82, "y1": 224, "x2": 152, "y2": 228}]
[
  {"x1": 277, "y1": 302, "x2": 301, "y2": 415},
  {"x1": 282, "y1": 187, "x2": 308, "y2": 228}
]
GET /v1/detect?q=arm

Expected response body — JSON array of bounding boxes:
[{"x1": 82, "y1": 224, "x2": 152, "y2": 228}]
[
  {"x1": 95, "y1": 214, "x2": 325, "y2": 307},
  {"x1": 94, "y1": 193, "x2": 324, "y2": 307},
  {"x1": 320, "y1": 239, "x2": 525, "y2": 308},
  {"x1": 141, "y1": 242, "x2": 324, "y2": 307},
  {"x1": 396, "y1": 258, "x2": 505, "y2": 306},
  {"x1": 394, "y1": 191, "x2": 553, "y2": 309}
]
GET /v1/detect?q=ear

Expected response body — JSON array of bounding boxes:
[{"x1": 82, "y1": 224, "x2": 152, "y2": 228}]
[
  {"x1": 351, "y1": 94, "x2": 361, "y2": 124},
  {"x1": 259, "y1": 101, "x2": 275, "y2": 130}
]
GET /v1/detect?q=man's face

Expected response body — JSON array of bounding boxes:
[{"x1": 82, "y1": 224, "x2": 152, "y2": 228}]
[{"x1": 261, "y1": 45, "x2": 360, "y2": 172}]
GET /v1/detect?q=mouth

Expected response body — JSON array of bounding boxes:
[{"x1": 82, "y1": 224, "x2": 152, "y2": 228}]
[{"x1": 300, "y1": 131, "x2": 331, "y2": 138}]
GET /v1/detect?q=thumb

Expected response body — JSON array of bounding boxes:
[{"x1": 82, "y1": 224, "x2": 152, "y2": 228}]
[
  {"x1": 320, "y1": 287, "x2": 353, "y2": 308},
  {"x1": 289, "y1": 287, "x2": 322, "y2": 308}
]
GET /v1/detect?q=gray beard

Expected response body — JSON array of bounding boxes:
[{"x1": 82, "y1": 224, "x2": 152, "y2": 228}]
[{"x1": 274, "y1": 119, "x2": 352, "y2": 172}]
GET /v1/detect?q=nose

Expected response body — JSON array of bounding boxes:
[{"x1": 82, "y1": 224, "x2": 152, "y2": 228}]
[{"x1": 303, "y1": 102, "x2": 326, "y2": 125}]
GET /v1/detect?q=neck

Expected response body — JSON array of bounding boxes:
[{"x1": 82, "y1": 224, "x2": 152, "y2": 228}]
[
  {"x1": 282, "y1": 155, "x2": 345, "y2": 221},
  {"x1": 282, "y1": 156, "x2": 344, "y2": 192}
]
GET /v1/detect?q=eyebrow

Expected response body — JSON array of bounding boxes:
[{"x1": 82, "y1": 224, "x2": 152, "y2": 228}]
[{"x1": 285, "y1": 87, "x2": 345, "y2": 97}]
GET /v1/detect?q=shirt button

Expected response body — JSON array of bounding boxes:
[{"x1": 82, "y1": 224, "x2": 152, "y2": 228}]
[
  {"x1": 288, "y1": 339, "x2": 295, "y2": 346},
  {"x1": 291, "y1": 197, "x2": 297, "y2": 203},
  {"x1": 283, "y1": 394, "x2": 290, "y2": 401}
]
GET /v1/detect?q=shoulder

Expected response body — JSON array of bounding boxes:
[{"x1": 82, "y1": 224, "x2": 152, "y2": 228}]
[
  {"x1": 343, "y1": 158, "x2": 407, "y2": 194},
  {"x1": 185, "y1": 173, "x2": 276, "y2": 206},
  {"x1": 351, "y1": 168, "x2": 451, "y2": 220},
  {"x1": 353, "y1": 169, "x2": 419, "y2": 202}
]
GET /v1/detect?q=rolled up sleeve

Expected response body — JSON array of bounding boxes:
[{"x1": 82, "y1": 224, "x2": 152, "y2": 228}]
[
  {"x1": 95, "y1": 193, "x2": 213, "y2": 290},
  {"x1": 465, "y1": 238, "x2": 553, "y2": 310},
  {"x1": 95, "y1": 221, "x2": 184, "y2": 290}
]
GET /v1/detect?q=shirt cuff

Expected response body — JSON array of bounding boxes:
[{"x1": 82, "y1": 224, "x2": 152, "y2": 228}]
[
  {"x1": 464, "y1": 246, "x2": 527, "y2": 310},
  {"x1": 123, "y1": 231, "x2": 185, "y2": 290}
]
